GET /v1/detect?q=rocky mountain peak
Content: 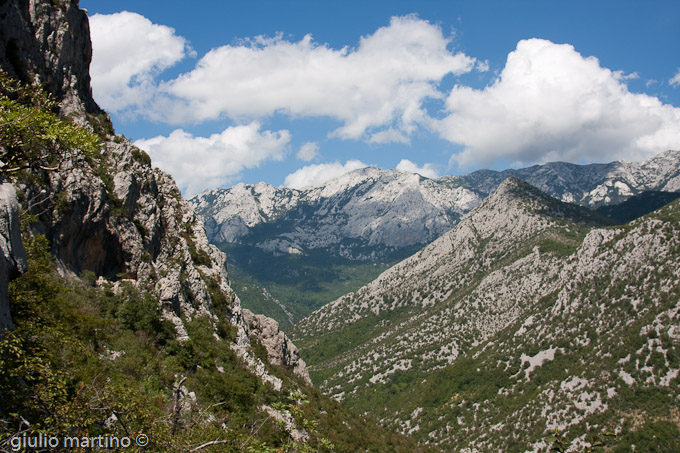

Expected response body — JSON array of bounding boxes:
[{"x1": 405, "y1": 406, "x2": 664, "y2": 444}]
[
  {"x1": 485, "y1": 175, "x2": 535, "y2": 200},
  {"x1": 192, "y1": 166, "x2": 476, "y2": 260},
  {"x1": 482, "y1": 176, "x2": 609, "y2": 227}
]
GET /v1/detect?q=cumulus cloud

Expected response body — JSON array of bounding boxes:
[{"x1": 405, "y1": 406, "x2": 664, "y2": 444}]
[
  {"x1": 671, "y1": 69, "x2": 680, "y2": 87},
  {"x1": 395, "y1": 159, "x2": 439, "y2": 179},
  {"x1": 436, "y1": 39, "x2": 680, "y2": 168},
  {"x1": 296, "y1": 142, "x2": 319, "y2": 161},
  {"x1": 89, "y1": 12, "x2": 194, "y2": 113},
  {"x1": 134, "y1": 122, "x2": 290, "y2": 197},
  {"x1": 153, "y1": 15, "x2": 475, "y2": 140},
  {"x1": 283, "y1": 160, "x2": 368, "y2": 189}
]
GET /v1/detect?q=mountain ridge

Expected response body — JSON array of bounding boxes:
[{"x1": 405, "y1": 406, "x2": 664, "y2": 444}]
[
  {"x1": 295, "y1": 176, "x2": 607, "y2": 336},
  {"x1": 291, "y1": 177, "x2": 680, "y2": 450},
  {"x1": 192, "y1": 150, "x2": 680, "y2": 266},
  {"x1": 191, "y1": 150, "x2": 679, "y2": 328},
  {"x1": 193, "y1": 166, "x2": 477, "y2": 259}
]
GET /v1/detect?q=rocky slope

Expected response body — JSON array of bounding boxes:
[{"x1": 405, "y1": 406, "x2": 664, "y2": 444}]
[
  {"x1": 0, "y1": 2, "x2": 433, "y2": 450},
  {"x1": 2, "y1": 2, "x2": 435, "y2": 451},
  {"x1": 29, "y1": 134, "x2": 313, "y2": 382},
  {"x1": 0, "y1": 1, "x2": 309, "y2": 390},
  {"x1": 292, "y1": 178, "x2": 680, "y2": 451}
]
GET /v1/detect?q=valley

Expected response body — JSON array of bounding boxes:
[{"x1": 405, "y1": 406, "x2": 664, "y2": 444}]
[
  {"x1": 192, "y1": 154, "x2": 680, "y2": 450},
  {"x1": 223, "y1": 243, "x2": 401, "y2": 329}
]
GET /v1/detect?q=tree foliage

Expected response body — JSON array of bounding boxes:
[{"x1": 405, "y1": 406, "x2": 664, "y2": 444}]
[{"x1": 0, "y1": 70, "x2": 100, "y2": 174}]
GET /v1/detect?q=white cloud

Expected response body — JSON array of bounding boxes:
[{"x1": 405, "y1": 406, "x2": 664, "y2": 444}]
[
  {"x1": 671, "y1": 69, "x2": 680, "y2": 87},
  {"x1": 614, "y1": 70, "x2": 639, "y2": 81},
  {"x1": 151, "y1": 15, "x2": 475, "y2": 140},
  {"x1": 283, "y1": 160, "x2": 368, "y2": 189},
  {"x1": 296, "y1": 142, "x2": 319, "y2": 161},
  {"x1": 395, "y1": 159, "x2": 439, "y2": 179},
  {"x1": 368, "y1": 128, "x2": 410, "y2": 144},
  {"x1": 89, "y1": 12, "x2": 194, "y2": 113},
  {"x1": 134, "y1": 122, "x2": 290, "y2": 197},
  {"x1": 436, "y1": 39, "x2": 680, "y2": 168}
]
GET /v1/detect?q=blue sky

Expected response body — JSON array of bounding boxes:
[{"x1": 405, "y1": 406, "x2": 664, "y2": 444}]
[{"x1": 80, "y1": 0, "x2": 680, "y2": 197}]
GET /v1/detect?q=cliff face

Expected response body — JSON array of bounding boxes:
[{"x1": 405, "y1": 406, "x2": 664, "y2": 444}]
[
  {"x1": 26, "y1": 134, "x2": 310, "y2": 384},
  {"x1": 0, "y1": 182, "x2": 27, "y2": 330},
  {"x1": 0, "y1": 0, "x2": 308, "y2": 382},
  {"x1": 0, "y1": 0, "x2": 100, "y2": 116}
]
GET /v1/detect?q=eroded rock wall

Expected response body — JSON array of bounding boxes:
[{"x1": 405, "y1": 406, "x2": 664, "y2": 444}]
[
  {"x1": 0, "y1": 181, "x2": 27, "y2": 330},
  {"x1": 0, "y1": 0, "x2": 102, "y2": 116}
]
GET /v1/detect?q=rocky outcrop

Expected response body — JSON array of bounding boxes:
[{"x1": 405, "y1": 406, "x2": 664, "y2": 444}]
[
  {"x1": 20, "y1": 138, "x2": 221, "y2": 326},
  {"x1": 243, "y1": 308, "x2": 311, "y2": 384},
  {"x1": 0, "y1": 0, "x2": 102, "y2": 117},
  {"x1": 0, "y1": 181, "x2": 27, "y2": 330},
  {"x1": 13, "y1": 108, "x2": 313, "y2": 383}
]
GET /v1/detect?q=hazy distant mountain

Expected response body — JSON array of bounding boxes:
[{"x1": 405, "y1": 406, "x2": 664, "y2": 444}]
[
  {"x1": 452, "y1": 149, "x2": 680, "y2": 207},
  {"x1": 292, "y1": 177, "x2": 680, "y2": 451}
]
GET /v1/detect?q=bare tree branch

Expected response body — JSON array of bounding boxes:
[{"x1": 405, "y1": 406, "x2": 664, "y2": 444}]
[{"x1": 189, "y1": 439, "x2": 231, "y2": 452}]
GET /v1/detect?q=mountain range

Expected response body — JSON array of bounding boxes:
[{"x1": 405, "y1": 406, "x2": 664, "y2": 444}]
[
  {"x1": 191, "y1": 150, "x2": 680, "y2": 327},
  {"x1": 192, "y1": 150, "x2": 680, "y2": 258}
]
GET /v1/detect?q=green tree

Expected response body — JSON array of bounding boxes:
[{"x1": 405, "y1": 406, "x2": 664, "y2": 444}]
[{"x1": 0, "y1": 70, "x2": 100, "y2": 174}]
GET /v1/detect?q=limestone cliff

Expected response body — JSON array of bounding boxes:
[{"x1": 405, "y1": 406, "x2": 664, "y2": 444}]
[
  {"x1": 0, "y1": 0, "x2": 101, "y2": 117},
  {"x1": 0, "y1": 0, "x2": 308, "y2": 382}
]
